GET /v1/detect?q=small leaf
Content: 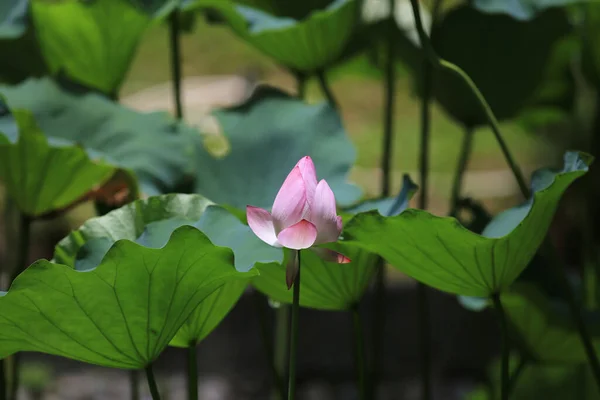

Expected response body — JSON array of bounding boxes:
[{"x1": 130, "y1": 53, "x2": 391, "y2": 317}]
[
  {"x1": 343, "y1": 152, "x2": 592, "y2": 296},
  {"x1": 184, "y1": 0, "x2": 359, "y2": 72},
  {"x1": 31, "y1": 0, "x2": 152, "y2": 94},
  {"x1": 193, "y1": 85, "x2": 361, "y2": 209},
  {"x1": 0, "y1": 78, "x2": 196, "y2": 195},
  {"x1": 0, "y1": 226, "x2": 256, "y2": 369}
]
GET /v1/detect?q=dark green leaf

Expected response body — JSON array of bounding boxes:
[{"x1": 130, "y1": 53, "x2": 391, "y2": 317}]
[
  {"x1": 184, "y1": 0, "x2": 360, "y2": 72},
  {"x1": 0, "y1": 225, "x2": 255, "y2": 369},
  {"x1": 583, "y1": 3, "x2": 600, "y2": 89},
  {"x1": 0, "y1": 0, "x2": 27, "y2": 38},
  {"x1": 473, "y1": 0, "x2": 586, "y2": 21},
  {"x1": 193, "y1": 85, "x2": 361, "y2": 209},
  {"x1": 343, "y1": 152, "x2": 592, "y2": 296},
  {"x1": 31, "y1": 0, "x2": 153, "y2": 94},
  {"x1": 0, "y1": 78, "x2": 196, "y2": 195},
  {"x1": 430, "y1": 6, "x2": 570, "y2": 127}
]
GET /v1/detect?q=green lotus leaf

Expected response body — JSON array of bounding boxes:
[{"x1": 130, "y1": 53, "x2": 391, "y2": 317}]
[
  {"x1": 0, "y1": 225, "x2": 255, "y2": 369},
  {"x1": 54, "y1": 195, "x2": 265, "y2": 348},
  {"x1": 0, "y1": 0, "x2": 47, "y2": 83},
  {"x1": 0, "y1": 104, "x2": 135, "y2": 216},
  {"x1": 342, "y1": 151, "x2": 592, "y2": 297},
  {"x1": 31, "y1": 0, "x2": 155, "y2": 95},
  {"x1": 583, "y1": 3, "x2": 600, "y2": 89},
  {"x1": 0, "y1": 77, "x2": 196, "y2": 196},
  {"x1": 193, "y1": 85, "x2": 361, "y2": 209},
  {"x1": 500, "y1": 283, "x2": 600, "y2": 364},
  {"x1": 430, "y1": 5, "x2": 570, "y2": 127},
  {"x1": 184, "y1": 0, "x2": 359, "y2": 72},
  {"x1": 473, "y1": 0, "x2": 585, "y2": 21},
  {"x1": 344, "y1": 174, "x2": 417, "y2": 216},
  {"x1": 467, "y1": 355, "x2": 600, "y2": 399}
]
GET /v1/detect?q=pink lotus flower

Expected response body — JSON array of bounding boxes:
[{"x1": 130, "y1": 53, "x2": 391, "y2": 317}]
[{"x1": 247, "y1": 156, "x2": 351, "y2": 288}]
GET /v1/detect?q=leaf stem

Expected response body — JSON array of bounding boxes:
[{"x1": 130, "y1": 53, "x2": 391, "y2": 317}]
[
  {"x1": 316, "y1": 70, "x2": 339, "y2": 109},
  {"x1": 506, "y1": 355, "x2": 527, "y2": 397},
  {"x1": 169, "y1": 7, "x2": 184, "y2": 119},
  {"x1": 274, "y1": 306, "x2": 290, "y2": 399},
  {"x1": 187, "y1": 344, "x2": 198, "y2": 400},
  {"x1": 287, "y1": 250, "x2": 301, "y2": 400},
  {"x1": 296, "y1": 72, "x2": 307, "y2": 100},
  {"x1": 449, "y1": 125, "x2": 474, "y2": 217},
  {"x1": 352, "y1": 305, "x2": 367, "y2": 400},
  {"x1": 491, "y1": 293, "x2": 509, "y2": 400},
  {"x1": 145, "y1": 365, "x2": 161, "y2": 400},
  {"x1": 0, "y1": 358, "x2": 5, "y2": 400},
  {"x1": 253, "y1": 292, "x2": 286, "y2": 399},
  {"x1": 408, "y1": 0, "x2": 530, "y2": 199},
  {"x1": 130, "y1": 370, "x2": 140, "y2": 400}
]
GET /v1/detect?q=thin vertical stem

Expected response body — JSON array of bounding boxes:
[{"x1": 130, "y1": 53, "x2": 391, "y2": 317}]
[
  {"x1": 506, "y1": 356, "x2": 527, "y2": 397},
  {"x1": 352, "y1": 305, "x2": 367, "y2": 400},
  {"x1": 274, "y1": 306, "x2": 289, "y2": 399},
  {"x1": 8, "y1": 213, "x2": 30, "y2": 400},
  {"x1": 169, "y1": 7, "x2": 183, "y2": 119},
  {"x1": 287, "y1": 250, "x2": 301, "y2": 400},
  {"x1": 408, "y1": 0, "x2": 530, "y2": 200},
  {"x1": 0, "y1": 357, "x2": 5, "y2": 400},
  {"x1": 449, "y1": 126, "x2": 475, "y2": 217},
  {"x1": 145, "y1": 365, "x2": 161, "y2": 400},
  {"x1": 187, "y1": 344, "x2": 198, "y2": 400},
  {"x1": 316, "y1": 70, "x2": 339, "y2": 109},
  {"x1": 491, "y1": 293, "x2": 509, "y2": 400},
  {"x1": 253, "y1": 293, "x2": 286, "y2": 400},
  {"x1": 296, "y1": 73, "x2": 307, "y2": 100},
  {"x1": 130, "y1": 370, "x2": 140, "y2": 400}
]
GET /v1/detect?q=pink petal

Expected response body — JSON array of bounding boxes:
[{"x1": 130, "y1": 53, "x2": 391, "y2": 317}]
[
  {"x1": 246, "y1": 206, "x2": 279, "y2": 247},
  {"x1": 311, "y1": 248, "x2": 351, "y2": 264},
  {"x1": 277, "y1": 219, "x2": 318, "y2": 250},
  {"x1": 295, "y1": 156, "x2": 318, "y2": 206},
  {"x1": 310, "y1": 180, "x2": 342, "y2": 244},
  {"x1": 271, "y1": 166, "x2": 308, "y2": 232}
]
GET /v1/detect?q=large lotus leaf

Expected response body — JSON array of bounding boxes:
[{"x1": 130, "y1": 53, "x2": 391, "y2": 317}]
[
  {"x1": 0, "y1": 0, "x2": 47, "y2": 83},
  {"x1": 344, "y1": 174, "x2": 417, "y2": 216},
  {"x1": 467, "y1": 356, "x2": 599, "y2": 399},
  {"x1": 31, "y1": 0, "x2": 154, "y2": 95},
  {"x1": 193, "y1": 85, "x2": 361, "y2": 209},
  {"x1": 0, "y1": 106, "x2": 135, "y2": 216},
  {"x1": 583, "y1": 4, "x2": 600, "y2": 89},
  {"x1": 54, "y1": 195, "x2": 263, "y2": 348},
  {"x1": 184, "y1": 0, "x2": 359, "y2": 72},
  {"x1": 0, "y1": 78, "x2": 196, "y2": 195},
  {"x1": 430, "y1": 5, "x2": 570, "y2": 127},
  {"x1": 0, "y1": 226, "x2": 256, "y2": 369},
  {"x1": 342, "y1": 151, "x2": 592, "y2": 296},
  {"x1": 500, "y1": 283, "x2": 600, "y2": 364},
  {"x1": 473, "y1": 0, "x2": 586, "y2": 21}
]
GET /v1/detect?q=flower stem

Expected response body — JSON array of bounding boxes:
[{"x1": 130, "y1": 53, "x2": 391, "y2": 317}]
[
  {"x1": 187, "y1": 344, "x2": 198, "y2": 400},
  {"x1": 316, "y1": 70, "x2": 339, "y2": 109},
  {"x1": 287, "y1": 250, "x2": 301, "y2": 400},
  {"x1": 491, "y1": 293, "x2": 509, "y2": 400},
  {"x1": 145, "y1": 365, "x2": 161, "y2": 400},
  {"x1": 274, "y1": 305, "x2": 290, "y2": 399},
  {"x1": 506, "y1": 355, "x2": 527, "y2": 397},
  {"x1": 449, "y1": 125, "x2": 475, "y2": 217},
  {"x1": 130, "y1": 370, "x2": 140, "y2": 400},
  {"x1": 352, "y1": 305, "x2": 367, "y2": 400},
  {"x1": 169, "y1": 7, "x2": 183, "y2": 119},
  {"x1": 253, "y1": 292, "x2": 286, "y2": 400},
  {"x1": 408, "y1": 0, "x2": 530, "y2": 200}
]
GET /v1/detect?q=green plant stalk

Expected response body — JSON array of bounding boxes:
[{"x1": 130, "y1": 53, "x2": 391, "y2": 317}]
[
  {"x1": 296, "y1": 73, "x2": 307, "y2": 100},
  {"x1": 169, "y1": 7, "x2": 184, "y2": 119},
  {"x1": 491, "y1": 293, "x2": 509, "y2": 400},
  {"x1": 449, "y1": 126, "x2": 474, "y2": 217},
  {"x1": 407, "y1": 0, "x2": 530, "y2": 200},
  {"x1": 371, "y1": 11, "x2": 397, "y2": 396},
  {"x1": 187, "y1": 344, "x2": 198, "y2": 400},
  {"x1": 316, "y1": 70, "x2": 339, "y2": 109},
  {"x1": 274, "y1": 306, "x2": 289, "y2": 399},
  {"x1": 287, "y1": 250, "x2": 301, "y2": 400},
  {"x1": 145, "y1": 365, "x2": 161, "y2": 400},
  {"x1": 8, "y1": 212, "x2": 31, "y2": 400},
  {"x1": 352, "y1": 305, "x2": 367, "y2": 400},
  {"x1": 506, "y1": 356, "x2": 527, "y2": 397},
  {"x1": 130, "y1": 370, "x2": 140, "y2": 400},
  {"x1": 0, "y1": 357, "x2": 5, "y2": 400},
  {"x1": 253, "y1": 292, "x2": 286, "y2": 400}
]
